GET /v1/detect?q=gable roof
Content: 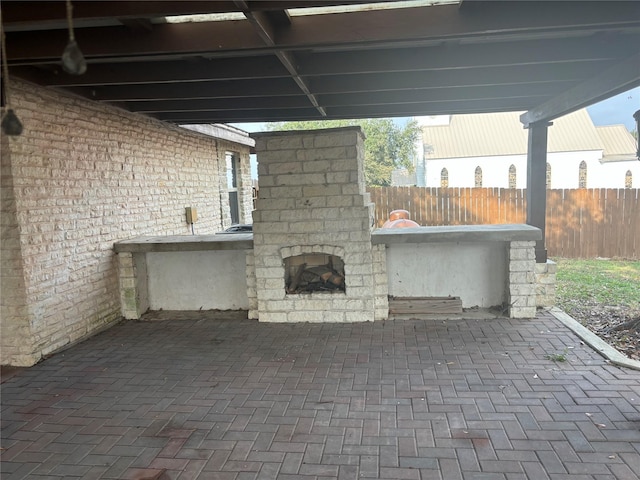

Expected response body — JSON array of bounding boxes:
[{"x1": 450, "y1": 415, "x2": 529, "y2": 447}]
[
  {"x1": 596, "y1": 125, "x2": 638, "y2": 162},
  {"x1": 420, "y1": 109, "x2": 607, "y2": 159}
]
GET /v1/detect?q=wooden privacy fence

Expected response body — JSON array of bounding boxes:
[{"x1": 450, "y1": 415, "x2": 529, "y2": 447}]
[{"x1": 367, "y1": 187, "x2": 640, "y2": 259}]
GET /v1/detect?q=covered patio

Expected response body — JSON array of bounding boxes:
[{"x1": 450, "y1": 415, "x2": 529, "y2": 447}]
[
  {"x1": 2, "y1": 0, "x2": 640, "y2": 362},
  {"x1": 2, "y1": 2, "x2": 640, "y2": 478},
  {"x1": 2, "y1": 310, "x2": 640, "y2": 479}
]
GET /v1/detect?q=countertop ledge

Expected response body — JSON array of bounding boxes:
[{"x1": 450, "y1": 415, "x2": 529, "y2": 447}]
[
  {"x1": 114, "y1": 224, "x2": 541, "y2": 252},
  {"x1": 113, "y1": 233, "x2": 254, "y2": 253},
  {"x1": 371, "y1": 224, "x2": 542, "y2": 244}
]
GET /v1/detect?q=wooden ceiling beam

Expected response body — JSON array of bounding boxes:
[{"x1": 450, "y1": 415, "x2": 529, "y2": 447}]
[
  {"x1": 73, "y1": 77, "x2": 302, "y2": 101},
  {"x1": 13, "y1": 56, "x2": 290, "y2": 87},
  {"x1": 156, "y1": 107, "x2": 322, "y2": 123},
  {"x1": 296, "y1": 34, "x2": 638, "y2": 76},
  {"x1": 521, "y1": 52, "x2": 640, "y2": 126},
  {"x1": 156, "y1": 97, "x2": 535, "y2": 123},
  {"x1": 308, "y1": 63, "x2": 607, "y2": 94},
  {"x1": 5, "y1": 3, "x2": 638, "y2": 62},
  {"x1": 126, "y1": 95, "x2": 312, "y2": 113},
  {"x1": 125, "y1": 83, "x2": 557, "y2": 114},
  {"x1": 1, "y1": 1, "x2": 389, "y2": 26},
  {"x1": 52, "y1": 61, "x2": 603, "y2": 104},
  {"x1": 235, "y1": 1, "x2": 326, "y2": 116}
]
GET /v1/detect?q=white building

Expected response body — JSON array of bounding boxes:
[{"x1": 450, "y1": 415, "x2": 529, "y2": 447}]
[{"x1": 408, "y1": 109, "x2": 638, "y2": 189}]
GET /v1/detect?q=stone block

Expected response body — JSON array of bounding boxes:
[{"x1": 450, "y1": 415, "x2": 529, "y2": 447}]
[
  {"x1": 510, "y1": 241, "x2": 535, "y2": 249},
  {"x1": 509, "y1": 271, "x2": 536, "y2": 284},
  {"x1": 302, "y1": 147, "x2": 346, "y2": 162},
  {"x1": 266, "y1": 136, "x2": 304, "y2": 150},
  {"x1": 289, "y1": 310, "x2": 326, "y2": 322},
  {"x1": 509, "y1": 284, "x2": 536, "y2": 296},
  {"x1": 268, "y1": 161, "x2": 304, "y2": 175},
  {"x1": 289, "y1": 221, "x2": 325, "y2": 234},
  {"x1": 302, "y1": 184, "x2": 342, "y2": 197},
  {"x1": 259, "y1": 311, "x2": 289, "y2": 322},
  {"x1": 326, "y1": 171, "x2": 351, "y2": 184},
  {"x1": 295, "y1": 196, "x2": 327, "y2": 209},
  {"x1": 276, "y1": 173, "x2": 327, "y2": 186},
  {"x1": 509, "y1": 260, "x2": 534, "y2": 272},
  {"x1": 303, "y1": 160, "x2": 331, "y2": 173},
  {"x1": 345, "y1": 311, "x2": 374, "y2": 322},
  {"x1": 314, "y1": 132, "x2": 359, "y2": 148},
  {"x1": 509, "y1": 247, "x2": 535, "y2": 260}
]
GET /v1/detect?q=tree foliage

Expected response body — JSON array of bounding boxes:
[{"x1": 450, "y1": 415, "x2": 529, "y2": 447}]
[{"x1": 267, "y1": 118, "x2": 421, "y2": 186}]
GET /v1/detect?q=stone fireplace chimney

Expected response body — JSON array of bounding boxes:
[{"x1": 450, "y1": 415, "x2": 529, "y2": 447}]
[{"x1": 250, "y1": 127, "x2": 387, "y2": 322}]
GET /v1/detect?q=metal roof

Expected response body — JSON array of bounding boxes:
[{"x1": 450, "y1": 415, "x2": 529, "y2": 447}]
[
  {"x1": 2, "y1": 1, "x2": 639, "y2": 124},
  {"x1": 421, "y1": 109, "x2": 617, "y2": 159},
  {"x1": 596, "y1": 125, "x2": 638, "y2": 161}
]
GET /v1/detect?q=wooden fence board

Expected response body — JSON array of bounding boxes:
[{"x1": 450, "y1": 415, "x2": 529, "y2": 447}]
[{"x1": 367, "y1": 187, "x2": 639, "y2": 259}]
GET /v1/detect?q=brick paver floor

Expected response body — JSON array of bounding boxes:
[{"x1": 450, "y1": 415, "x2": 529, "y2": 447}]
[{"x1": 2, "y1": 310, "x2": 640, "y2": 479}]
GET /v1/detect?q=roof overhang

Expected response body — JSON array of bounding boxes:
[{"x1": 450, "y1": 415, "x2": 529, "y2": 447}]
[{"x1": 2, "y1": 1, "x2": 639, "y2": 124}]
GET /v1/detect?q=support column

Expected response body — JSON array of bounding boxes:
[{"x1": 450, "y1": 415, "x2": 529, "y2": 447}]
[{"x1": 526, "y1": 121, "x2": 551, "y2": 263}]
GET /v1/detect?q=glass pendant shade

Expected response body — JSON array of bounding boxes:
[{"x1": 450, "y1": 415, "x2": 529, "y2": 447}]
[
  {"x1": 1, "y1": 109, "x2": 23, "y2": 136},
  {"x1": 62, "y1": 39, "x2": 87, "y2": 75}
]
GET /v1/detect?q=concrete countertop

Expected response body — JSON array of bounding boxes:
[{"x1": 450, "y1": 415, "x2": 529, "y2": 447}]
[
  {"x1": 114, "y1": 224, "x2": 541, "y2": 252},
  {"x1": 371, "y1": 224, "x2": 542, "y2": 244},
  {"x1": 113, "y1": 233, "x2": 254, "y2": 253}
]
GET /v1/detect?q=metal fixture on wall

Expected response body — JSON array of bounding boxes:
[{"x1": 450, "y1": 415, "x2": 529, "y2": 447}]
[
  {"x1": 0, "y1": 8, "x2": 23, "y2": 136},
  {"x1": 61, "y1": 0, "x2": 87, "y2": 75}
]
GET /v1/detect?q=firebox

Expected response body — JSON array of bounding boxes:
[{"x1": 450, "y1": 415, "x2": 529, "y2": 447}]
[{"x1": 284, "y1": 253, "x2": 345, "y2": 294}]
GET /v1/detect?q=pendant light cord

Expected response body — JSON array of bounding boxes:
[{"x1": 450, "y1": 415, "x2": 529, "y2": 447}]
[
  {"x1": 66, "y1": 0, "x2": 75, "y2": 42},
  {"x1": 0, "y1": 7, "x2": 13, "y2": 109}
]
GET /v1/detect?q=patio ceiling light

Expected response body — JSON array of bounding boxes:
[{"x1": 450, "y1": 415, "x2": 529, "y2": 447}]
[{"x1": 61, "y1": 0, "x2": 87, "y2": 75}]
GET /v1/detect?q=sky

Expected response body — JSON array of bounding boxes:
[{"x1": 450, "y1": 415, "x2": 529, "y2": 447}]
[
  {"x1": 230, "y1": 86, "x2": 640, "y2": 134},
  {"x1": 586, "y1": 87, "x2": 639, "y2": 131}
]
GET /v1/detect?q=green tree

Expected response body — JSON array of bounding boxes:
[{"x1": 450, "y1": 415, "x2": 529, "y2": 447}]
[{"x1": 268, "y1": 118, "x2": 421, "y2": 186}]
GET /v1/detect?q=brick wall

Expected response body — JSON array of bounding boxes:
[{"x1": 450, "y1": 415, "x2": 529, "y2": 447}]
[
  {"x1": 0, "y1": 80, "x2": 251, "y2": 366},
  {"x1": 1, "y1": 138, "x2": 33, "y2": 365}
]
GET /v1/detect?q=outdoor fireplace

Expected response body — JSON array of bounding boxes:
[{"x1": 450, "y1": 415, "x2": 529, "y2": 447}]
[{"x1": 249, "y1": 127, "x2": 388, "y2": 322}]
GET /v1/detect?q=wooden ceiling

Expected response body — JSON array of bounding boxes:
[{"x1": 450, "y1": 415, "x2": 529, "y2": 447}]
[{"x1": 2, "y1": 1, "x2": 639, "y2": 125}]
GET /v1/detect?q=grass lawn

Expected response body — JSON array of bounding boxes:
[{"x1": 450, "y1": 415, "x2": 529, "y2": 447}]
[{"x1": 553, "y1": 258, "x2": 640, "y2": 360}]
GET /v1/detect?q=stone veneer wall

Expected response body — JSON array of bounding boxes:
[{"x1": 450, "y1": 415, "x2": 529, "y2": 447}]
[
  {"x1": 251, "y1": 127, "x2": 386, "y2": 322},
  {"x1": 507, "y1": 240, "x2": 538, "y2": 318},
  {"x1": 535, "y1": 260, "x2": 557, "y2": 308},
  {"x1": 0, "y1": 80, "x2": 252, "y2": 366}
]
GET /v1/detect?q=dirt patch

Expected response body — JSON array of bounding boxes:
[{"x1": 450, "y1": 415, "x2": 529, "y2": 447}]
[{"x1": 565, "y1": 302, "x2": 640, "y2": 361}]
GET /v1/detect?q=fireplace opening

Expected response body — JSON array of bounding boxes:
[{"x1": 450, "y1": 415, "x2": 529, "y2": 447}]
[{"x1": 284, "y1": 253, "x2": 345, "y2": 294}]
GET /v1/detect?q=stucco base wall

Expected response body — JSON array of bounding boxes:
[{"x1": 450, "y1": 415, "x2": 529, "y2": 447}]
[
  {"x1": 147, "y1": 251, "x2": 250, "y2": 310},
  {"x1": 385, "y1": 242, "x2": 508, "y2": 308}
]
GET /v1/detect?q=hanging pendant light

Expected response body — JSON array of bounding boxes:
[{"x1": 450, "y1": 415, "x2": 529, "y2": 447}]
[
  {"x1": 1, "y1": 109, "x2": 23, "y2": 136},
  {"x1": 0, "y1": 8, "x2": 23, "y2": 136},
  {"x1": 62, "y1": 0, "x2": 87, "y2": 75}
]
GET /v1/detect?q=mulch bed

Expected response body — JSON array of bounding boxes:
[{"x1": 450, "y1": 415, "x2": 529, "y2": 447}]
[{"x1": 565, "y1": 302, "x2": 640, "y2": 361}]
